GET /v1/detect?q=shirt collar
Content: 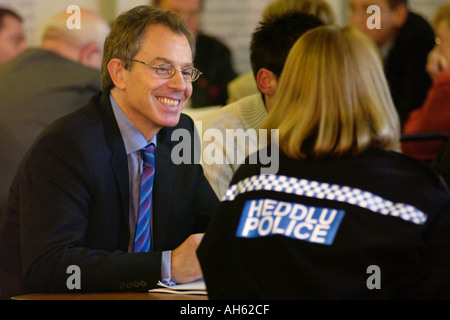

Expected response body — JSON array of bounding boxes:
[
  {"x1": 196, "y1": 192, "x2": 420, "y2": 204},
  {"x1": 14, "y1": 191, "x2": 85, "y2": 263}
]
[{"x1": 110, "y1": 94, "x2": 157, "y2": 155}]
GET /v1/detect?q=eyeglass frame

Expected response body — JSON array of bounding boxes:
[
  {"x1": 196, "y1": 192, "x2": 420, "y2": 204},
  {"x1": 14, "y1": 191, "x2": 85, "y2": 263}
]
[{"x1": 124, "y1": 59, "x2": 203, "y2": 83}]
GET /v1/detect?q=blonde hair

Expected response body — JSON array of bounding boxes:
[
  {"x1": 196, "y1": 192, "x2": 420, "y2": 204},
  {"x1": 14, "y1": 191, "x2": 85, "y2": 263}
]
[
  {"x1": 432, "y1": 4, "x2": 450, "y2": 30},
  {"x1": 262, "y1": 25, "x2": 400, "y2": 160},
  {"x1": 263, "y1": 0, "x2": 335, "y2": 24}
]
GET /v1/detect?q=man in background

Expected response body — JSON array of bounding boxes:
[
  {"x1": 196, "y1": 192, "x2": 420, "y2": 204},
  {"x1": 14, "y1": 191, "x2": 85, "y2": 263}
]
[
  {"x1": 348, "y1": 0, "x2": 435, "y2": 126},
  {"x1": 0, "y1": 8, "x2": 110, "y2": 213},
  {"x1": 151, "y1": 0, "x2": 237, "y2": 108},
  {"x1": 0, "y1": 8, "x2": 26, "y2": 66}
]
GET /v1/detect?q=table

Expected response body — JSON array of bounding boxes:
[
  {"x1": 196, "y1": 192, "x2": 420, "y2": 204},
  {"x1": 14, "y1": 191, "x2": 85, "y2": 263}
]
[{"x1": 12, "y1": 292, "x2": 208, "y2": 300}]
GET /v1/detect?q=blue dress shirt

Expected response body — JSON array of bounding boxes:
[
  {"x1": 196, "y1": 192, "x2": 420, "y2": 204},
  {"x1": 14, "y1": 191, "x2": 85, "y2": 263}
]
[{"x1": 110, "y1": 94, "x2": 174, "y2": 286}]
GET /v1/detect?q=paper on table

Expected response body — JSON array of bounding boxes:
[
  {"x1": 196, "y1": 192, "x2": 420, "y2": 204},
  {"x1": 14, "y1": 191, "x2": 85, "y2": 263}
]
[{"x1": 148, "y1": 278, "x2": 207, "y2": 295}]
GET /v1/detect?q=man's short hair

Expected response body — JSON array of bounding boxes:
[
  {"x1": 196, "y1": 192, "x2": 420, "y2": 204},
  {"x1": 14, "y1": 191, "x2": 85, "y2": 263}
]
[
  {"x1": 250, "y1": 11, "x2": 323, "y2": 78},
  {"x1": 0, "y1": 8, "x2": 22, "y2": 30},
  {"x1": 101, "y1": 6, "x2": 195, "y2": 93},
  {"x1": 151, "y1": 0, "x2": 205, "y2": 11}
]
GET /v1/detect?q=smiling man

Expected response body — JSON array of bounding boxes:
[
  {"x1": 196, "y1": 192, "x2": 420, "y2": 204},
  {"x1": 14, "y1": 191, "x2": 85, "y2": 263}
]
[{"x1": 0, "y1": 6, "x2": 219, "y2": 299}]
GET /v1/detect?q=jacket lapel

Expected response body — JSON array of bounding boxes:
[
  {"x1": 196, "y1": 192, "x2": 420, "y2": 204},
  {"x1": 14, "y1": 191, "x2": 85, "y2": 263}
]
[{"x1": 97, "y1": 93, "x2": 130, "y2": 229}]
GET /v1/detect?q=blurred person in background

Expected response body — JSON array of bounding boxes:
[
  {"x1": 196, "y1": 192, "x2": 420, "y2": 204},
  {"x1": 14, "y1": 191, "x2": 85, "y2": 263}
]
[
  {"x1": 0, "y1": 8, "x2": 26, "y2": 66},
  {"x1": 151, "y1": 0, "x2": 237, "y2": 108},
  {"x1": 402, "y1": 4, "x2": 450, "y2": 163},
  {"x1": 0, "y1": 8, "x2": 110, "y2": 213},
  {"x1": 348, "y1": 0, "x2": 435, "y2": 127}
]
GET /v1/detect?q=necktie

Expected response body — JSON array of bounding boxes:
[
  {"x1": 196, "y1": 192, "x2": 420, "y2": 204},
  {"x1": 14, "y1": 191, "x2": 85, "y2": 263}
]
[{"x1": 134, "y1": 143, "x2": 155, "y2": 252}]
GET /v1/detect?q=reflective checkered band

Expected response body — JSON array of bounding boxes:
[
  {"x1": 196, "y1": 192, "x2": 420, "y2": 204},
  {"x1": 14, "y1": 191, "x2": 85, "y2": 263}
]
[{"x1": 223, "y1": 175, "x2": 428, "y2": 225}]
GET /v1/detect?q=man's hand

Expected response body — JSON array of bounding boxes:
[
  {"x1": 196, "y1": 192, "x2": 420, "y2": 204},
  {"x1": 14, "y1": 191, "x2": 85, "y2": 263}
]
[{"x1": 170, "y1": 233, "x2": 204, "y2": 284}]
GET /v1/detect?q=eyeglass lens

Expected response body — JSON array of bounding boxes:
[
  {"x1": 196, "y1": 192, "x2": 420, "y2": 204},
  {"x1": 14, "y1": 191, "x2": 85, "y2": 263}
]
[{"x1": 155, "y1": 64, "x2": 201, "y2": 82}]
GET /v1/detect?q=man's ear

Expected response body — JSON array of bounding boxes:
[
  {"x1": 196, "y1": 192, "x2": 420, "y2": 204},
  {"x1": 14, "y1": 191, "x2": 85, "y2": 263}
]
[
  {"x1": 392, "y1": 3, "x2": 408, "y2": 28},
  {"x1": 107, "y1": 58, "x2": 127, "y2": 90},
  {"x1": 256, "y1": 68, "x2": 278, "y2": 97}
]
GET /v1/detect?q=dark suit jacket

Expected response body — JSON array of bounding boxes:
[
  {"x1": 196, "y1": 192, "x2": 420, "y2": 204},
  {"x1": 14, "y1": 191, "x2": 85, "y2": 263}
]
[
  {"x1": 384, "y1": 12, "x2": 435, "y2": 126},
  {"x1": 0, "y1": 48, "x2": 101, "y2": 213},
  {"x1": 191, "y1": 33, "x2": 237, "y2": 108},
  {"x1": 0, "y1": 92, "x2": 219, "y2": 299}
]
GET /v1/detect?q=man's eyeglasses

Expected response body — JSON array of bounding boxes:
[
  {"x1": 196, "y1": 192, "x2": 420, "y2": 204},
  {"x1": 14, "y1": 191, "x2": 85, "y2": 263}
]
[{"x1": 126, "y1": 59, "x2": 202, "y2": 83}]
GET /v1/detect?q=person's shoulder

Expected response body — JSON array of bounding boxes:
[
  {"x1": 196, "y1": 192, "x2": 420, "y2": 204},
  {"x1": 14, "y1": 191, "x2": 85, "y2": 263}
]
[
  {"x1": 228, "y1": 72, "x2": 257, "y2": 93},
  {"x1": 400, "y1": 11, "x2": 434, "y2": 42},
  {"x1": 0, "y1": 48, "x2": 100, "y2": 87},
  {"x1": 33, "y1": 48, "x2": 100, "y2": 78},
  {"x1": 433, "y1": 69, "x2": 450, "y2": 87},
  {"x1": 23, "y1": 109, "x2": 98, "y2": 173},
  {"x1": 226, "y1": 144, "x2": 280, "y2": 185},
  {"x1": 198, "y1": 99, "x2": 240, "y2": 122},
  {"x1": 177, "y1": 113, "x2": 195, "y2": 130},
  {"x1": 157, "y1": 113, "x2": 196, "y2": 144},
  {"x1": 198, "y1": 94, "x2": 262, "y2": 125},
  {"x1": 53, "y1": 53, "x2": 101, "y2": 81},
  {"x1": 370, "y1": 147, "x2": 449, "y2": 194},
  {"x1": 35, "y1": 93, "x2": 103, "y2": 142},
  {"x1": 157, "y1": 114, "x2": 205, "y2": 165},
  {"x1": 0, "y1": 48, "x2": 39, "y2": 76}
]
